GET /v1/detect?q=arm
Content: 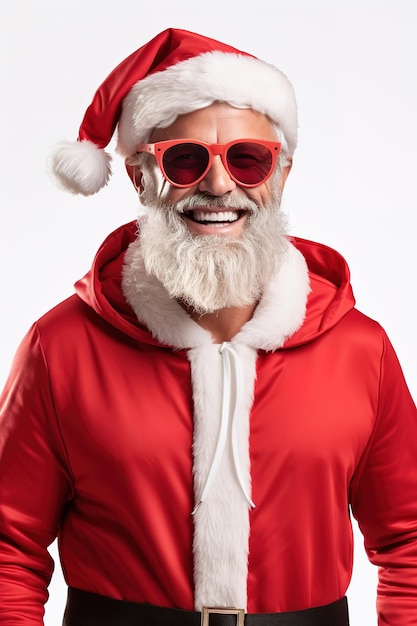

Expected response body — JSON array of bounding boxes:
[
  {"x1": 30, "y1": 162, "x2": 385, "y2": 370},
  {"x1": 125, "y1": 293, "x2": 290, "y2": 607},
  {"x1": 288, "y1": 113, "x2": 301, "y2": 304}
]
[
  {"x1": 0, "y1": 325, "x2": 73, "y2": 625},
  {"x1": 350, "y1": 332, "x2": 417, "y2": 625}
]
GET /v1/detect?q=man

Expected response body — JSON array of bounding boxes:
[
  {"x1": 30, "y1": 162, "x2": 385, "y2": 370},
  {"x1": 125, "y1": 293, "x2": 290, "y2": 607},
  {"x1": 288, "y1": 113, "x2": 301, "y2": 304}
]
[{"x1": 0, "y1": 27, "x2": 416, "y2": 626}]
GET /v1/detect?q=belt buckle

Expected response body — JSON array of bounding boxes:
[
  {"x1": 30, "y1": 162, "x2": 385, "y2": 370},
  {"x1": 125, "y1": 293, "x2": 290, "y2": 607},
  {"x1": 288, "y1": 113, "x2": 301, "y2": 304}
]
[{"x1": 201, "y1": 607, "x2": 245, "y2": 626}]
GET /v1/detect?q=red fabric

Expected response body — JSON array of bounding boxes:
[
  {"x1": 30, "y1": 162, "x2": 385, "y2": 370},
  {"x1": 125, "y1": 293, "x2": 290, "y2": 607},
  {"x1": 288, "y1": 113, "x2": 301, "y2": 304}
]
[
  {"x1": 1, "y1": 222, "x2": 417, "y2": 625},
  {"x1": 78, "y1": 29, "x2": 252, "y2": 148}
]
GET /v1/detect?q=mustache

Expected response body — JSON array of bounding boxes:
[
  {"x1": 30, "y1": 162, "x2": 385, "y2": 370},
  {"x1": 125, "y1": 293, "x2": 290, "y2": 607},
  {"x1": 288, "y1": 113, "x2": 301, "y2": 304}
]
[{"x1": 162, "y1": 192, "x2": 260, "y2": 214}]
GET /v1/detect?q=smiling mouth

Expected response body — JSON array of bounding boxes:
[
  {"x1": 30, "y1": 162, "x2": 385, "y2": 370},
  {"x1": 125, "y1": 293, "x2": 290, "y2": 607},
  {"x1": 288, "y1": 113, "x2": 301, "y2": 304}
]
[{"x1": 184, "y1": 210, "x2": 244, "y2": 224}]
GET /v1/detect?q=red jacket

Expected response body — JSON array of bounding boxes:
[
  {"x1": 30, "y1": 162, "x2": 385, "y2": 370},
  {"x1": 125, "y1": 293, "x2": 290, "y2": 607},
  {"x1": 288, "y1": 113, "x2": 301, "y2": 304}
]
[{"x1": 1, "y1": 221, "x2": 416, "y2": 625}]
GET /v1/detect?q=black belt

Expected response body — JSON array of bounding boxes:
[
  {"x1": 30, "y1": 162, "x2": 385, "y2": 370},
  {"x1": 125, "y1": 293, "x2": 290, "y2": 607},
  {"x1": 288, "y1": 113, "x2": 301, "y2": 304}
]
[{"x1": 63, "y1": 588, "x2": 349, "y2": 626}]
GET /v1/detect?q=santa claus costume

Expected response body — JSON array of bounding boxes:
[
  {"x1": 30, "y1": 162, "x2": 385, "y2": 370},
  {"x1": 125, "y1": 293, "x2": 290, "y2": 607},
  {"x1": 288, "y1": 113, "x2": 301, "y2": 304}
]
[{"x1": 1, "y1": 28, "x2": 416, "y2": 626}]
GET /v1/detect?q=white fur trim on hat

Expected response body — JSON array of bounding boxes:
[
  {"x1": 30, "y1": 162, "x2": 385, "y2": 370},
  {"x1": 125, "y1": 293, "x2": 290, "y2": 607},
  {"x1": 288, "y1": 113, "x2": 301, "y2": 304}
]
[
  {"x1": 47, "y1": 140, "x2": 112, "y2": 196},
  {"x1": 117, "y1": 51, "x2": 298, "y2": 157}
]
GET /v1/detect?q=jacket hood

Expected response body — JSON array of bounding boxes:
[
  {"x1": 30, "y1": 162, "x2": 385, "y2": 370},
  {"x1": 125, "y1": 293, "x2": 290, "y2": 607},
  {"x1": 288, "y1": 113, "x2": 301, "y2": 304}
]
[{"x1": 75, "y1": 220, "x2": 355, "y2": 350}]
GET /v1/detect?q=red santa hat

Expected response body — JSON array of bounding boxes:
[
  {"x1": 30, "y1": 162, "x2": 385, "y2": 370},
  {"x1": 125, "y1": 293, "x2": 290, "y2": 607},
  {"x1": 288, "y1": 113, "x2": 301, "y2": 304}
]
[{"x1": 48, "y1": 28, "x2": 298, "y2": 196}]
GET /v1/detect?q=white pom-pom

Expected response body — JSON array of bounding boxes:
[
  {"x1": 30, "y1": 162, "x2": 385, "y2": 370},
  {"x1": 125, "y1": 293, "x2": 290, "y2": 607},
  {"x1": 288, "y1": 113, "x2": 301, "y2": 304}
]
[{"x1": 47, "y1": 140, "x2": 112, "y2": 196}]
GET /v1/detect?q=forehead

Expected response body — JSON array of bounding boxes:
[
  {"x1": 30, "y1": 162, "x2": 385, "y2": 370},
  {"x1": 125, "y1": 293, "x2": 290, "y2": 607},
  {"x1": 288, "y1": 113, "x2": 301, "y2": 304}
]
[{"x1": 150, "y1": 102, "x2": 277, "y2": 142}]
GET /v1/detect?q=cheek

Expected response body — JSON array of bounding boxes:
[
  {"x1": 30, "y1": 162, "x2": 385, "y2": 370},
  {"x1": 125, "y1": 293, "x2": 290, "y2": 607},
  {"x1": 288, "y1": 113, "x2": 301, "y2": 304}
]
[
  {"x1": 246, "y1": 184, "x2": 272, "y2": 207},
  {"x1": 159, "y1": 185, "x2": 198, "y2": 204}
]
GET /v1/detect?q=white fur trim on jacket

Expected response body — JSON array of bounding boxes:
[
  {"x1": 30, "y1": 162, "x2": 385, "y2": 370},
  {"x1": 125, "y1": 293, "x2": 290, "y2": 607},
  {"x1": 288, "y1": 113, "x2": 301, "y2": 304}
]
[{"x1": 121, "y1": 236, "x2": 309, "y2": 610}]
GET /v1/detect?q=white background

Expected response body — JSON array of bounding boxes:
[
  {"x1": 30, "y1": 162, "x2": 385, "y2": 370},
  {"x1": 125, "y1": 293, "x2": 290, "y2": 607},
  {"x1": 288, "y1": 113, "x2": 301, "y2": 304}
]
[{"x1": 1, "y1": 1, "x2": 416, "y2": 624}]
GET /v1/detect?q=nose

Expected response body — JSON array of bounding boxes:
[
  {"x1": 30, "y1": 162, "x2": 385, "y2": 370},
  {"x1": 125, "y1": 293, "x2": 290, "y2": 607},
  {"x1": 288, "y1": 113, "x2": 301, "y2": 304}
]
[{"x1": 197, "y1": 155, "x2": 237, "y2": 196}]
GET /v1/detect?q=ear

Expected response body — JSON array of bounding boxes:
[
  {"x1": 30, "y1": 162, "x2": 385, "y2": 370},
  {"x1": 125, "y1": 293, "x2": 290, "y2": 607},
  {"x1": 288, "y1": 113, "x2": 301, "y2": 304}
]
[
  {"x1": 125, "y1": 161, "x2": 144, "y2": 193},
  {"x1": 279, "y1": 158, "x2": 292, "y2": 191}
]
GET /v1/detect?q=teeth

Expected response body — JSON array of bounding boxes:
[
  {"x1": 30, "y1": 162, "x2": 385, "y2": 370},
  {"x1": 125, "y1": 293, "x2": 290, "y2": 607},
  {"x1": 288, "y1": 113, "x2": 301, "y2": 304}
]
[{"x1": 192, "y1": 211, "x2": 239, "y2": 223}]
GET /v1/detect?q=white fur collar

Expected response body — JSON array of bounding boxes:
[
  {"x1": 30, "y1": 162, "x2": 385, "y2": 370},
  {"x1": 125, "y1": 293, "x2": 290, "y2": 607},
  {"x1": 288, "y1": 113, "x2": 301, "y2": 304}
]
[{"x1": 121, "y1": 237, "x2": 310, "y2": 351}]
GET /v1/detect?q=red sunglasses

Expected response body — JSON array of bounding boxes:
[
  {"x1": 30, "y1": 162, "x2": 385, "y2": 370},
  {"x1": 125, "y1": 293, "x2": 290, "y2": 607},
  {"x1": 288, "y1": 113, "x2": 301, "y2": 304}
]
[{"x1": 136, "y1": 139, "x2": 281, "y2": 188}]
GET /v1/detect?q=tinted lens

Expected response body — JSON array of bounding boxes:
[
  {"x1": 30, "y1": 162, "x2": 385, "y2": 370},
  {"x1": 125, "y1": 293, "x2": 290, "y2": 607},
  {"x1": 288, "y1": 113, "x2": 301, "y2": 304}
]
[
  {"x1": 162, "y1": 143, "x2": 210, "y2": 186},
  {"x1": 226, "y1": 142, "x2": 273, "y2": 185}
]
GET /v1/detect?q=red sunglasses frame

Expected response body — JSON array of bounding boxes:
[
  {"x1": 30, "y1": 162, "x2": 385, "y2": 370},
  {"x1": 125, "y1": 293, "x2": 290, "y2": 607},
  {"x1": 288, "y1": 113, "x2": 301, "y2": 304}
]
[{"x1": 136, "y1": 138, "x2": 282, "y2": 188}]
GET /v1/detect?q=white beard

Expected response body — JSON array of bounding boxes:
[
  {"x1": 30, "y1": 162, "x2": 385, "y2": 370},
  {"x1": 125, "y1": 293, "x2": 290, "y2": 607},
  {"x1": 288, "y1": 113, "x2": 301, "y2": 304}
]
[{"x1": 139, "y1": 184, "x2": 289, "y2": 314}]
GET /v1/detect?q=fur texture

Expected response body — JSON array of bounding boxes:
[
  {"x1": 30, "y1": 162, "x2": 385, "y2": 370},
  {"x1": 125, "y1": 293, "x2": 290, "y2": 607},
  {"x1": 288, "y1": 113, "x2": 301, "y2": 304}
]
[
  {"x1": 117, "y1": 51, "x2": 298, "y2": 158},
  {"x1": 121, "y1": 237, "x2": 309, "y2": 610},
  {"x1": 189, "y1": 342, "x2": 257, "y2": 610},
  {"x1": 47, "y1": 140, "x2": 112, "y2": 196}
]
